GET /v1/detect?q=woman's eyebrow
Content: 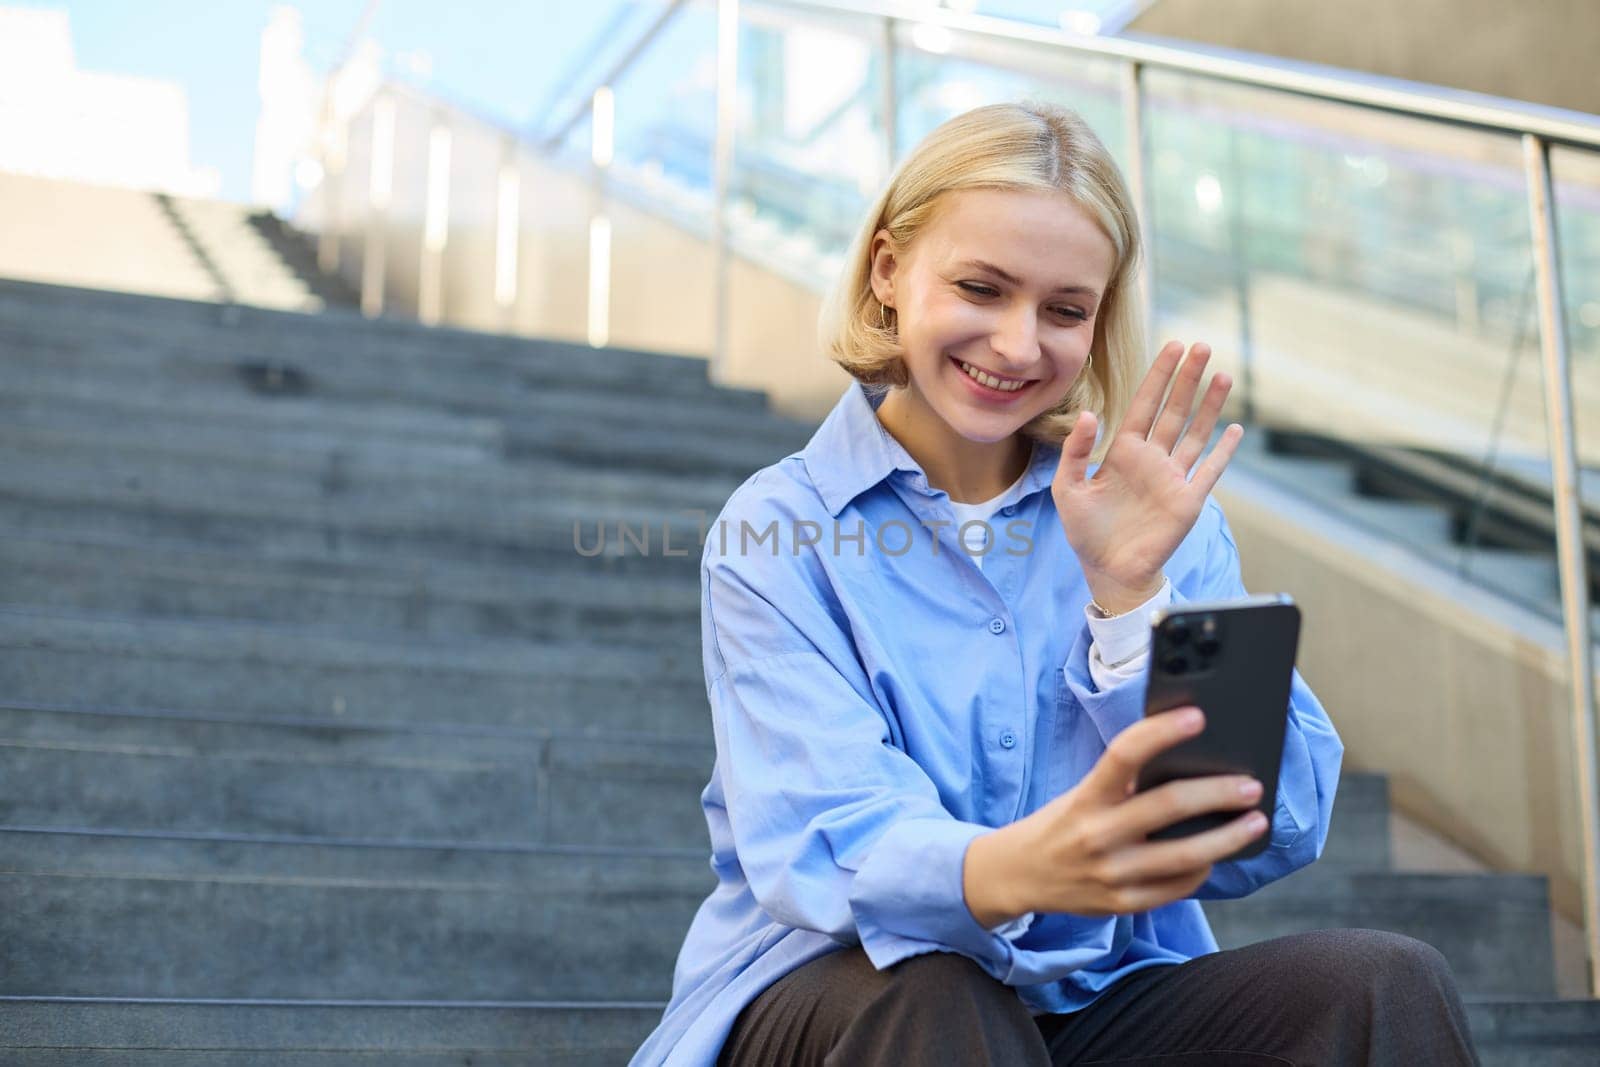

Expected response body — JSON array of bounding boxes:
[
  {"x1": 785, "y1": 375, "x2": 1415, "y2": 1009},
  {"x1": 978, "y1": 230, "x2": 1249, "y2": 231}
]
[{"x1": 956, "y1": 258, "x2": 1099, "y2": 298}]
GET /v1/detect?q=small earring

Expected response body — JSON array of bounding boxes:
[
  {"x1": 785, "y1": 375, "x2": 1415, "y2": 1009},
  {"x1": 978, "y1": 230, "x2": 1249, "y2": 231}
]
[{"x1": 878, "y1": 302, "x2": 894, "y2": 332}]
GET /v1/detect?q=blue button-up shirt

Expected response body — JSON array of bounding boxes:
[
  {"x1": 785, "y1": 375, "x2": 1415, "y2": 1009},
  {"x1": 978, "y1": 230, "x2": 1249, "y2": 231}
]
[{"x1": 631, "y1": 380, "x2": 1344, "y2": 1066}]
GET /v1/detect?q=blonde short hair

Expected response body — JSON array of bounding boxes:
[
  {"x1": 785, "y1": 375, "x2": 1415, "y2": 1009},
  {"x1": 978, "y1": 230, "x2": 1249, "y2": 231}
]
[{"x1": 817, "y1": 99, "x2": 1144, "y2": 462}]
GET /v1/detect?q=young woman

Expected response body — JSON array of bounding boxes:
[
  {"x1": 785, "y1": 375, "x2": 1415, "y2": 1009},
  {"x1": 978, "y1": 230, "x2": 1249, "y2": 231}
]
[{"x1": 630, "y1": 101, "x2": 1479, "y2": 1066}]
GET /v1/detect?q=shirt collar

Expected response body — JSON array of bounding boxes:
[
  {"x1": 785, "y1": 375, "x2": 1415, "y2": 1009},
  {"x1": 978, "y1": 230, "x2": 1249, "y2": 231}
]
[{"x1": 802, "y1": 380, "x2": 1064, "y2": 517}]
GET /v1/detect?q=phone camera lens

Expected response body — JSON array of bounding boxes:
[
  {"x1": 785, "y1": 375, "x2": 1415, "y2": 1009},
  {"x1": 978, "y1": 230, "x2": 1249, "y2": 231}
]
[
  {"x1": 1160, "y1": 653, "x2": 1189, "y2": 675},
  {"x1": 1165, "y1": 619, "x2": 1189, "y2": 645}
]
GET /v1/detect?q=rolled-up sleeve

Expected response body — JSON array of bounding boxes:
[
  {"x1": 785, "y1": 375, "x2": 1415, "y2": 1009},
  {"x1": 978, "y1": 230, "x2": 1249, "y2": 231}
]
[{"x1": 1058, "y1": 496, "x2": 1344, "y2": 899}]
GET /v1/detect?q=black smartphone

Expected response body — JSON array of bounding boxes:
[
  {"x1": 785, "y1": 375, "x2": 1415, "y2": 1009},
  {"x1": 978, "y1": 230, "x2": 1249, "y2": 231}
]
[{"x1": 1134, "y1": 593, "x2": 1301, "y2": 862}]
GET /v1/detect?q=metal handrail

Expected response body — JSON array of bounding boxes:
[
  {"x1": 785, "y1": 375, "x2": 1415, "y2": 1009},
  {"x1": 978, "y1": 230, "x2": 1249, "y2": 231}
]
[{"x1": 773, "y1": 0, "x2": 1600, "y2": 150}]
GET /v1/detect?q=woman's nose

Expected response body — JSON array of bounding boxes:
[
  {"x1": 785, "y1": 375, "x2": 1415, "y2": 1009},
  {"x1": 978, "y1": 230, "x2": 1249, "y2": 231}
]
[{"x1": 990, "y1": 306, "x2": 1040, "y2": 368}]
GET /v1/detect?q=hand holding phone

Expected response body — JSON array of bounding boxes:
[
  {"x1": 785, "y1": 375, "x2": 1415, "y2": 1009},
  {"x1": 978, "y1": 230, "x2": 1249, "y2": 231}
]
[
  {"x1": 984, "y1": 595, "x2": 1297, "y2": 920},
  {"x1": 994, "y1": 704, "x2": 1268, "y2": 919},
  {"x1": 1135, "y1": 594, "x2": 1301, "y2": 862}
]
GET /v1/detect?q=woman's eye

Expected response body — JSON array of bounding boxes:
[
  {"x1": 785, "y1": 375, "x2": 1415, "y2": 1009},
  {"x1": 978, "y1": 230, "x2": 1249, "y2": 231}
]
[{"x1": 957, "y1": 282, "x2": 1086, "y2": 321}]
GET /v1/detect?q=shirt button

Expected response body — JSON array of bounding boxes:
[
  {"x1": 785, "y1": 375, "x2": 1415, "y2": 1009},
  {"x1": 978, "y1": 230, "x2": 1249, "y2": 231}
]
[
  {"x1": 999, "y1": 730, "x2": 1017, "y2": 749},
  {"x1": 988, "y1": 617, "x2": 1006, "y2": 634},
  {"x1": 1000, "y1": 504, "x2": 1016, "y2": 516}
]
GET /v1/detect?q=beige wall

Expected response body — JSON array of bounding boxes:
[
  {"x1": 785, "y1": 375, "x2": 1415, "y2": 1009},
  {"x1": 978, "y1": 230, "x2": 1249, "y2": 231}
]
[
  {"x1": 1128, "y1": 0, "x2": 1600, "y2": 116},
  {"x1": 1217, "y1": 465, "x2": 1589, "y2": 926},
  {"x1": 320, "y1": 83, "x2": 843, "y2": 414}
]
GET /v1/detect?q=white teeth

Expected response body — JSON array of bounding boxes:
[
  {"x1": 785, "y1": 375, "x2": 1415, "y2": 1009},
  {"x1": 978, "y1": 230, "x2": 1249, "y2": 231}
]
[{"x1": 958, "y1": 360, "x2": 1028, "y2": 392}]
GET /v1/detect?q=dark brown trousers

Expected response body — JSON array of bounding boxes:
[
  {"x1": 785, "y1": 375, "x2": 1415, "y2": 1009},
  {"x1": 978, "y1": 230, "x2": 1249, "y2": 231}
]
[{"x1": 716, "y1": 928, "x2": 1481, "y2": 1066}]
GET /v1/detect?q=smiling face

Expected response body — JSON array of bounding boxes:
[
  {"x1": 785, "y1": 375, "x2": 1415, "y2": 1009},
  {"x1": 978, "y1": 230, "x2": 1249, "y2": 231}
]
[{"x1": 869, "y1": 186, "x2": 1118, "y2": 451}]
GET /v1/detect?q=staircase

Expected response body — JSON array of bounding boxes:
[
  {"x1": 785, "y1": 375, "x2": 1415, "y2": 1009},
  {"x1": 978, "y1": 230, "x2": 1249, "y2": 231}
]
[
  {"x1": 0, "y1": 171, "x2": 354, "y2": 314},
  {"x1": 0, "y1": 278, "x2": 1596, "y2": 1063}
]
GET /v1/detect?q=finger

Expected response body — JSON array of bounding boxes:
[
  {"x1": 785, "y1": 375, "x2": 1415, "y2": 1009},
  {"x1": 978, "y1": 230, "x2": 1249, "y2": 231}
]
[
  {"x1": 1112, "y1": 771, "x2": 1262, "y2": 843},
  {"x1": 1053, "y1": 410, "x2": 1096, "y2": 489},
  {"x1": 1089, "y1": 706, "x2": 1205, "y2": 802},
  {"x1": 1116, "y1": 340, "x2": 1185, "y2": 439},
  {"x1": 1148, "y1": 343, "x2": 1211, "y2": 453},
  {"x1": 1100, "y1": 808, "x2": 1269, "y2": 889},
  {"x1": 1092, "y1": 864, "x2": 1216, "y2": 915},
  {"x1": 1186, "y1": 422, "x2": 1244, "y2": 497},
  {"x1": 1170, "y1": 372, "x2": 1231, "y2": 473}
]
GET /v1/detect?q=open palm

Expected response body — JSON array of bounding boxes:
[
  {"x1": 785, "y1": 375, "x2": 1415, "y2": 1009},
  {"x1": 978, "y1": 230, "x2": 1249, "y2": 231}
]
[{"x1": 1052, "y1": 341, "x2": 1243, "y2": 597}]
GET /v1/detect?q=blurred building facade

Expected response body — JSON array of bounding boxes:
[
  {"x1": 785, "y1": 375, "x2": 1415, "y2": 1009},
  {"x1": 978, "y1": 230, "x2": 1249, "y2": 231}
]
[{"x1": 0, "y1": 4, "x2": 219, "y2": 197}]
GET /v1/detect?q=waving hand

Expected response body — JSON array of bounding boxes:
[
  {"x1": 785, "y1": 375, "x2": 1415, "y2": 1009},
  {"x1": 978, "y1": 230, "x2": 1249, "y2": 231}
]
[{"x1": 1051, "y1": 341, "x2": 1243, "y2": 614}]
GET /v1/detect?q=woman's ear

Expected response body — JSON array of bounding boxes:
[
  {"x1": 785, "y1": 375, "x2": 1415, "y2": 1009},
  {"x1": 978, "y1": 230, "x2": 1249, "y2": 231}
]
[{"x1": 867, "y1": 228, "x2": 897, "y2": 308}]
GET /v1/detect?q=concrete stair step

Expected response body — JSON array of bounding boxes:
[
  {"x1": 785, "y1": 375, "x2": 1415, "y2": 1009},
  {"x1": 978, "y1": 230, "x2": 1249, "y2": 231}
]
[
  {"x1": 0, "y1": 527, "x2": 699, "y2": 602},
  {"x1": 0, "y1": 1004, "x2": 662, "y2": 1067},
  {"x1": 0, "y1": 701, "x2": 711, "y2": 849},
  {"x1": 0, "y1": 272, "x2": 699, "y2": 364},
  {"x1": 0, "y1": 829, "x2": 1552, "y2": 1001},
  {"x1": 0, "y1": 340, "x2": 811, "y2": 469},
  {"x1": 0, "y1": 276, "x2": 750, "y2": 389},
  {"x1": 0, "y1": 326, "x2": 766, "y2": 432},
  {"x1": 0, "y1": 471, "x2": 708, "y2": 578},
  {"x1": 0, "y1": 422, "x2": 741, "y2": 516},
  {"x1": 1202, "y1": 868, "x2": 1556, "y2": 998},
  {"x1": 1317, "y1": 770, "x2": 1391, "y2": 870},
  {"x1": 0, "y1": 999, "x2": 1584, "y2": 1066},
  {"x1": 0, "y1": 997, "x2": 661, "y2": 1065},
  {"x1": 0, "y1": 607, "x2": 707, "y2": 732},
  {"x1": 0, "y1": 996, "x2": 1592, "y2": 1066},
  {"x1": 0, "y1": 699, "x2": 1400, "y2": 865},
  {"x1": 0, "y1": 368, "x2": 509, "y2": 450},
  {"x1": 0, "y1": 396, "x2": 505, "y2": 470},
  {"x1": 0, "y1": 534, "x2": 701, "y2": 646},
  {"x1": 0, "y1": 603, "x2": 700, "y2": 682},
  {"x1": 0, "y1": 282, "x2": 772, "y2": 410},
  {"x1": 0, "y1": 321, "x2": 792, "y2": 433},
  {"x1": 1463, "y1": 997, "x2": 1600, "y2": 1066},
  {"x1": 0, "y1": 828, "x2": 709, "y2": 1001},
  {"x1": 169, "y1": 197, "x2": 320, "y2": 313}
]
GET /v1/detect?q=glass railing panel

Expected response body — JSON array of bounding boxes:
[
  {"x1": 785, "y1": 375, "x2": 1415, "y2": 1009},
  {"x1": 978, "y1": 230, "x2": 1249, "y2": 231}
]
[
  {"x1": 888, "y1": 21, "x2": 1127, "y2": 179},
  {"x1": 1142, "y1": 68, "x2": 1566, "y2": 614},
  {"x1": 731, "y1": 2, "x2": 887, "y2": 285},
  {"x1": 1550, "y1": 143, "x2": 1600, "y2": 634},
  {"x1": 1142, "y1": 70, "x2": 1539, "y2": 444},
  {"x1": 715, "y1": 2, "x2": 887, "y2": 407},
  {"x1": 603, "y1": 0, "x2": 720, "y2": 199},
  {"x1": 1552, "y1": 144, "x2": 1600, "y2": 365},
  {"x1": 527, "y1": 1, "x2": 686, "y2": 145}
]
